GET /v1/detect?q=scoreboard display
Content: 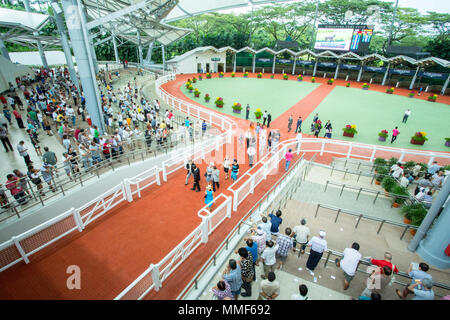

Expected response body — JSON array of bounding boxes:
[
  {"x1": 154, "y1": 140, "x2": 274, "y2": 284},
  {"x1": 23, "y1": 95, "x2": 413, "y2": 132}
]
[{"x1": 315, "y1": 25, "x2": 374, "y2": 53}]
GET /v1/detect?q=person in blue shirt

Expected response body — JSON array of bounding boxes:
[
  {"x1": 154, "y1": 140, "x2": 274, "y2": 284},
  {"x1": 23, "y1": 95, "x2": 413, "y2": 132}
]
[
  {"x1": 184, "y1": 117, "x2": 190, "y2": 128},
  {"x1": 268, "y1": 210, "x2": 282, "y2": 235},
  {"x1": 397, "y1": 262, "x2": 432, "y2": 299},
  {"x1": 222, "y1": 259, "x2": 242, "y2": 300},
  {"x1": 428, "y1": 161, "x2": 440, "y2": 175},
  {"x1": 201, "y1": 120, "x2": 207, "y2": 136},
  {"x1": 357, "y1": 292, "x2": 381, "y2": 300},
  {"x1": 245, "y1": 238, "x2": 258, "y2": 281},
  {"x1": 295, "y1": 116, "x2": 302, "y2": 133},
  {"x1": 409, "y1": 278, "x2": 435, "y2": 300}
]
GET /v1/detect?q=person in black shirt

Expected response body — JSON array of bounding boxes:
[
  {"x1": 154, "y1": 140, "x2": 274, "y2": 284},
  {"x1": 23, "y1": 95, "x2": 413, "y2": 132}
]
[{"x1": 191, "y1": 164, "x2": 201, "y2": 192}]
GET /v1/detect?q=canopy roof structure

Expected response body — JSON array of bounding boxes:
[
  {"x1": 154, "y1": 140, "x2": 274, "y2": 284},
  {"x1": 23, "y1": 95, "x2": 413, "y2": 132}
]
[
  {"x1": 82, "y1": 0, "x2": 192, "y2": 46},
  {"x1": 0, "y1": 7, "x2": 59, "y2": 48},
  {"x1": 162, "y1": 0, "x2": 294, "y2": 23},
  {"x1": 176, "y1": 46, "x2": 450, "y2": 68}
]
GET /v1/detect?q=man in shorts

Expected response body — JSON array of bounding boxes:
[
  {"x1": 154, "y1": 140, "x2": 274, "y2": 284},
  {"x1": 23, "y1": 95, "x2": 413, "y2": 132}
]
[{"x1": 335, "y1": 242, "x2": 362, "y2": 290}]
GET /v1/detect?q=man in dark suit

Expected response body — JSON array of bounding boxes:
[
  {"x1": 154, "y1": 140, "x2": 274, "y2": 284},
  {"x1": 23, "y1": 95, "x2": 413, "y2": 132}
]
[
  {"x1": 246, "y1": 104, "x2": 250, "y2": 120},
  {"x1": 267, "y1": 113, "x2": 272, "y2": 128},
  {"x1": 191, "y1": 164, "x2": 201, "y2": 192}
]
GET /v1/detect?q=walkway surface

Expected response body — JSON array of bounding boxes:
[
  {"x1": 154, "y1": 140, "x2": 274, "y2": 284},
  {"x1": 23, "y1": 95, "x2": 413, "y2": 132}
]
[{"x1": 0, "y1": 71, "x2": 448, "y2": 299}]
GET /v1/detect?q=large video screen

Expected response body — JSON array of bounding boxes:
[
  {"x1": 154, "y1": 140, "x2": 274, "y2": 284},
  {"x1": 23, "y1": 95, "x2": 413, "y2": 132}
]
[{"x1": 314, "y1": 25, "x2": 373, "y2": 52}]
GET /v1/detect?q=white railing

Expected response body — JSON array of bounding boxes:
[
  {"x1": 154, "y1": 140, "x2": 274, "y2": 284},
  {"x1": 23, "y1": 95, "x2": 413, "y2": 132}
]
[
  {"x1": 198, "y1": 194, "x2": 233, "y2": 236},
  {"x1": 128, "y1": 166, "x2": 161, "y2": 199}
]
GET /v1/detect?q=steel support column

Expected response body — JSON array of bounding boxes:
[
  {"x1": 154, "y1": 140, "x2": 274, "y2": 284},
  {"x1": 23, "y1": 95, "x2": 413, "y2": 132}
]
[
  {"x1": 233, "y1": 52, "x2": 237, "y2": 72},
  {"x1": 137, "y1": 31, "x2": 143, "y2": 66},
  {"x1": 292, "y1": 56, "x2": 297, "y2": 75},
  {"x1": 0, "y1": 38, "x2": 11, "y2": 61},
  {"x1": 409, "y1": 66, "x2": 420, "y2": 90},
  {"x1": 252, "y1": 53, "x2": 256, "y2": 73},
  {"x1": 162, "y1": 44, "x2": 166, "y2": 72},
  {"x1": 313, "y1": 59, "x2": 318, "y2": 77},
  {"x1": 23, "y1": 0, "x2": 48, "y2": 69},
  {"x1": 272, "y1": 55, "x2": 276, "y2": 74},
  {"x1": 62, "y1": 0, "x2": 105, "y2": 133},
  {"x1": 334, "y1": 61, "x2": 340, "y2": 79},
  {"x1": 145, "y1": 40, "x2": 155, "y2": 63},
  {"x1": 381, "y1": 63, "x2": 390, "y2": 86},
  {"x1": 112, "y1": 30, "x2": 119, "y2": 64},
  {"x1": 441, "y1": 74, "x2": 450, "y2": 95},
  {"x1": 79, "y1": 2, "x2": 99, "y2": 74},
  {"x1": 357, "y1": 62, "x2": 364, "y2": 82}
]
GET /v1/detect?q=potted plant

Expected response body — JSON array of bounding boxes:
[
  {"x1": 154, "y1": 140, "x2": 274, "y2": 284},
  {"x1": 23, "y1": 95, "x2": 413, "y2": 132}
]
[
  {"x1": 342, "y1": 124, "x2": 357, "y2": 137},
  {"x1": 192, "y1": 77, "x2": 197, "y2": 83},
  {"x1": 391, "y1": 185, "x2": 409, "y2": 208},
  {"x1": 401, "y1": 203, "x2": 427, "y2": 230},
  {"x1": 378, "y1": 130, "x2": 389, "y2": 142},
  {"x1": 427, "y1": 94, "x2": 437, "y2": 102},
  {"x1": 297, "y1": 75, "x2": 303, "y2": 81},
  {"x1": 206, "y1": 72, "x2": 212, "y2": 79},
  {"x1": 411, "y1": 131, "x2": 428, "y2": 146},
  {"x1": 362, "y1": 83, "x2": 370, "y2": 90},
  {"x1": 445, "y1": 137, "x2": 450, "y2": 147},
  {"x1": 283, "y1": 73, "x2": 289, "y2": 80},
  {"x1": 199, "y1": 75, "x2": 203, "y2": 81},
  {"x1": 215, "y1": 97, "x2": 224, "y2": 108},
  {"x1": 257, "y1": 72, "x2": 263, "y2": 79},
  {"x1": 346, "y1": 82, "x2": 350, "y2": 87},
  {"x1": 408, "y1": 91, "x2": 414, "y2": 98},
  {"x1": 187, "y1": 84, "x2": 193, "y2": 92},
  {"x1": 231, "y1": 72, "x2": 235, "y2": 78},
  {"x1": 387, "y1": 157, "x2": 398, "y2": 167},
  {"x1": 386, "y1": 87, "x2": 394, "y2": 94},
  {"x1": 404, "y1": 161, "x2": 416, "y2": 170},
  {"x1": 204, "y1": 93, "x2": 210, "y2": 102},
  {"x1": 270, "y1": 74, "x2": 275, "y2": 79},
  {"x1": 327, "y1": 78, "x2": 334, "y2": 85},
  {"x1": 254, "y1": 108, "x2": 263, "y2": 119},
  {"x1": 381, "y1": 176, "x2": 396, "y2": 194},
  {"x1": 194, "y1": 88, "x2": 200, "y2": 97},
  {"x1": 375, "y1": 166, "x2": 388, "y2": 185},
  {"x1": 185, "y1": 81, "x2": 192, "y2": 89},
  {"x1": 311, "y1": 77, "x2": 316, "y2": 83},
  {"x1": 374, "y1": 158, "x2": 387, "y2": 167},
  {"x1": 219, "y1": 72, "x2": 224, "y2": 78},
  {"x1": 244, "y1": 72, "x2": 249, "y2": 78},
  {"x1": 232, "y1": 102, "x2": 242, "y2": 113}
]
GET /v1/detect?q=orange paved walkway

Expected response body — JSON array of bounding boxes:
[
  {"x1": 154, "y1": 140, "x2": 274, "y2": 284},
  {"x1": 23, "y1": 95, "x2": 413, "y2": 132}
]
[{"x1": 0, "y1": 72, "x2": 448, "y2": 300}]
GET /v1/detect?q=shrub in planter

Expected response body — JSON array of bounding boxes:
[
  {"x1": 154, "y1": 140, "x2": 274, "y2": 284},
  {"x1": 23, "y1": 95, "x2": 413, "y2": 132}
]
[
  {"x1": 204, "y1": 94, "x2": 210, "y2": 102},
  {"x1": 388, "y1": 157, "x2": 398, "y2": 167},
  {"x1": 381, "y1": 176, "x2": 396, "y2": 193},
  {"x1": 391, "y1": 185, "x2": 409, "y2": 207},
  {"x1": 193, "y1": 88, "x2": 200, "y2": 97},
  {"x1": 187, "y1": 84, "x2": 193, "y2": 92},
  {"x1": 257, "y1": 72, "x2": 263, "y2": 78},
  {"x1": 243, "y1": 72, "x2": 249, "y2": 78},
  {"x1": 270, "y1": 74, "x2": 275, "y2": 79},
  {"x1": 346, "y1": 82, "x2": 350, "y2": 87},
  {"x1": 362, "y1": 83, "x2": 370, "y2": 90},
  {"x1": 254, "y1": 108, "x2": 263, "y2": 119},
  {"x1": 185, "y1": 81, "x2": 192, "y2": 89},
  {"x1": 378, "y1": 130, "x2": 388, "y2": 142},
  {"x1": 283, "y1": 73, "x2": 289, "y2": 80},
  {"x1": 342, "y1": 124, "x2": 357, "y2": 137},
  {"x1": 411, "y1": 131, "x2": 428, "y2": 146},
  {"x1": 297, "y1": 75, "x2": 303, "y2": 81},
  {"x1": 327, "y1": 78, "x2": 334, "y2": 85},
  {"x1": 215, "y1": 97, "x2": 224, "y2": 108},
  {"x1": 231, "y1": 72, "x2": 235, "y2": 78},
  {"x1": 408, "y1": 91, "x2": 414, "y2": 98},
  {"x1": 232, "y1": 102, "x2": 242, "y2": 113},
  {"x1": 386, "y1": 87, "x2": 394, "y2": 94},
  {"x1": 445, "y1": 137, "x2": 450, "y2": 147},
  {"x1": 374, "y1": 158, "x2": 387, "y2": 166},
  {"x1": 401, "y1": 203, "x2": 427, "y2": 226},
  {"x1": 311, "y1": 77, "x2": 315, "y2": 83},
  {"x1": 206, "y1": 72, "x2": 212, "y2": 79},
  {"x1": 192, "y1": 77, "x2": 197, "y2": 83},
  {"x1": 198, "y1": 75, "x2": 203, "y2": 81},
  {"x1": 375, "y1": 166, "x2": 388, "y2": 184},
  {"x1": 427, "y1": 94, "x2": 437, "y2": 102},
  {"x1": 219, "y1": 72, "x2": 224, "y2": 78}
]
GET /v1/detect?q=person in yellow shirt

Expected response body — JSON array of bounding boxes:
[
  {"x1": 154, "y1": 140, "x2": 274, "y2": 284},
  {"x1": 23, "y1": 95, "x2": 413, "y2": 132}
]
[{"x1": 160, "y1": 121, "x2": 167, "y2": 130}]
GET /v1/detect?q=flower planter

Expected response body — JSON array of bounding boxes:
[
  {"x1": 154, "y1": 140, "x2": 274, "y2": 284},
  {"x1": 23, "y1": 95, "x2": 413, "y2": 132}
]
[
  {"x1": 404, "y1": 217, "x2": 412, "y2": 224},
  {"x1": 410, "y1": 138, "x2": 425, "y2": 146},
  {"x1": 378, "y1": 136, "x2": 386, "y2": 142},
  {"x1": 362, "y1": 87, "x2": 369, "y2": 90},
  {"x1": 297, "y1": 79, "x2": 302, "y2": 82},
  {"x1": 327, "y1": 82, "x2": 333, "y2": 85},
  {"x1": 255, "y1": 116, "x2": 261, "y2": 119},
  {"x1": 392, "y1": 202, "x2": 400, "y2": 208},
  {"x1": 410, "y1": 229, "x2": 417, "y2": 236},
  {"x1": 343, "y1": 131, "x2": 354, "y2": 137},
  {"x1": 445, "y1": 141, "x2": 450, "y2": 147},
  {"x1": 375, "y1": 180, "x2": 381, "y2": 185},
  {"x1": 408, "y1": 95, "x2": 414, "y2": 98},
  {"x1": 205, "y1": 99, "x2": 210, "y2": 102},
  {"x1": 194, "y1": 94, "x2": 200, "y2": 97},
  {"x1": 233, "y1": 109, "x2": 241, "y2": 114},
  {"x1": 189, "y1": 89, "x2": 193, "y2": 93},
  {"x1": 216, "y1": 104, "x2": 223, "y2": 108},
  {"x1": 386, "y1": 91, "x2": 393, "y2": 94}
]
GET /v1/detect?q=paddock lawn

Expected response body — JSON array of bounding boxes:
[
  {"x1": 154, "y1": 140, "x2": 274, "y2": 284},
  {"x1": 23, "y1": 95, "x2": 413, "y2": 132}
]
[
  {"x1": 180, "y1": 77, "x2": 320, "y2": 122},
  {"x1": 303, "y1": 86, "x2": 450, "y2": 152}
]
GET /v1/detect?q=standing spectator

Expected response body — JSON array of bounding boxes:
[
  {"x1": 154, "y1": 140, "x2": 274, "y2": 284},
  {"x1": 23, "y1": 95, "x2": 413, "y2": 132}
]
[
  {"x1": 212, "y1": 280, "x2": 233, "y2": 300},
  {"x1": 258, "y1": 217, "x2": 271, "y2": 239},
  {"x1": 391, "y1": 126, "x2": 399, "y2": 143},
  {"x1": 205, "y1": 162, "x2": 214, "y2": 187},
  {"x1": 42, "y1": 147, "x2": 58, "y2": 167},
  {"x1": 246, "y1": 228, "x2": 266, "y2": 266},
  {"x1": 306, "y1": 230, "x2": 327, "y2": 272},
  {"x1": 212, "y1": 165, "x2": 220, "y2": 192},
  {"x1": 285, "y1": 148, "x2": 293, "y2": 171},
  {"x1": 245, "y1": 104, "x2": 250, "y2": 120},
  {"x1": 268, "y1": 210, "x2": 282, "y2": 235},
  {"x1": 291, "y1": 284, "x2": 309, "y2": 300},
  {"x1": 276, "y1": 227, "x2": 293, "y2": 270},
  {"x1": 360, "y1": 266, "x2": 392, "y2": 298},
  {"x1": 230, "y1": 159, "x2": 239, "y2": 181},
  {"x1": 430, "y1": 170, "x2": 444, "y2": 189},
  {"x1": 201, "y1": 120, "x2": 207, "y2": 136},
  {"x1": 0, "y1": 126, "x2": 13, "y2": 152},
  {"x1": 223, "y1": 156, "x2": 230, "y2": 180},
  {"x1": 369, "y1": 252, "x2": 399, "y2": 274},
  {"x1": 13, "y1": 109, "x2": 24, "y2": 128},
  {"x1": 260, "y1": 240, "x2": 278, "y2": 279},
  {"x1": 428, "y1": 161, "x2": 441, "y2": 175},
  {"x1": 295, "y1": 116, "x2": 302, "y2": 133},
  {"x1": 292, "y1": 218, "x2": 310, "y2": 255},
  {"x1": 258, "y1": 272, "x2": 279, "y2": 300},
  {"x1": 245, "y1": 238, "x2": 258, "y2": 280},
  {"x1": 17, "y1": 141, "x2": 32, "y2": 165},
  {"x1": 402, "y1": 109, "x2": 411, "y2": 123},
  {"x1": 396, "y1": 262, "x2": 432, "y2": 299},
  {"x1": 237, "y1": 247, "x2": 254, "y2": 297},
  {"x1": 3, "y1": 107, "x2": 12, "y2": 125},
  {"x1": 5, "y1": 174, "x2": 28, "y2": 205},
  {"x1": 335, "y1": 242, "x2": 362, "y2": 290},
  {"x1": 267, "y1": 113, "x2": 272, "y2": 128},
  {"x1": 185, "y1": 159, "x2": 193, "y2": 185},
  {"x1": 247, "y1": 146, "x2": 256, "y2": 168},
  {"x1": 204, "y1": 185, "x2": 214, "y2": 211},
  {"x1": 222, "y1": 259, "x2": 242, "y2": 300},
  {"x1": 40, "y1": 163, "x2": 56, "y2": 193},
  {"x1": 262, "y1": 110, "x2": 268, "y2": 127},
  {"x1": 191, "y1": 164, "x2": 201, "y2": 192},
  {"x1": 287, "y1": 115, "x2": 293, "y2": 132}
]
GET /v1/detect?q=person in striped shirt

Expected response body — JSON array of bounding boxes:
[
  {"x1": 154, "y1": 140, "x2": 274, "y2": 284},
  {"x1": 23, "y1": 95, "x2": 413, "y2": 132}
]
[{"x1": 276, "y1": 227, "x2": 294, "y2": 269}]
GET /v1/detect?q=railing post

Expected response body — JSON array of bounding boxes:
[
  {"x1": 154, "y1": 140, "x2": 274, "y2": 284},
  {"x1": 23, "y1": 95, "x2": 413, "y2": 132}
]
[
  {"x1": 250, "y1": 175, "x2": 255, "y2": 194},
  {"x1": 339, "y1": 184, "x2": 345, "y2": 197},
  {"x1": 324, "y1": 250, "x2": 332, "y2": 268},
  {"x1": 12, "y1": 236, "x2": 29, "y2": 264},
  {"x1": 399, "y1": 150, "x2": 405, "y2": 163},
  {"x1": 226, "y1": 196, "x2": 232, "y2": 219},
  {"x1": 373, "y1": 191, "x2": 380, "y2": 204},
  {"x1": 162, "y1": 165, "x2": 168, "y2": 182},
  {"x1": 123, "y1": 178, "x2": 133, "y2": 203},
  {"x1": 427, "y1": 155, "x2": 435, "y2": 166},
  {"x1": 151, "y1": 264, "x2": 162, "y2": 291},
  {"x1": 356, "y1": 187, "x2": 362, "y2": 200},
  {"x1": 315, "y1": 203, "x2": 320, "y2": 218},
  {"x1": 370, "y1": 146, "x2": 377, "y2": 162},
  {"x1": 400, "y1": 225, "x2": 409, "y2": 240},
  {"x1": 343, "y1": 168, "x2": 348, "y2": 179},
  {"x1": 324, "y1": 180, "x2": 329, "y2": 192},
  {"x1": 334, "y1": 209, "x2": 341, "y2": 223},
  {"x1": 355, "y1": 214, "x2": 363, "y2": 229},
  {"x1": 201, "y1": 216, "x2": 209, "y2": 243},
  {"x1": 233, "y1": 191, "x2": 238, "y2": 212},
  {"x1": 155, "y1": 168, "x2": 161, "y2": 185},
  {"x1": 72, "y1": 207, "x2": 84, "y2": 231},
  {"x1": 320, "y1": 140, "x2": 325, "y2": 156},
  {"x1": 377, "y1": 220, "x2": 385, "y2": 234},
  {"x1": 346, "y1": 143, "x2": 353, "y2": 159}
]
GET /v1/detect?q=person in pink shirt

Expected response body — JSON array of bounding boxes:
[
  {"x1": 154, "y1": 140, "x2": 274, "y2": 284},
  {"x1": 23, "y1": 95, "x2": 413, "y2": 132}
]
[
  {"x1": 391, "y1": 126, "x2": 399, "y2": 143},
  {"x1": 285, "y1": 149, "x2": 293, "y2": 171}
]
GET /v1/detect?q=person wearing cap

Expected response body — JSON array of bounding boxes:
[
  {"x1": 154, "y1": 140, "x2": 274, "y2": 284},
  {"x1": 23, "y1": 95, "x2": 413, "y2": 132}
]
[
  {"x1": 407, "y1": 278, "x2": 434, "y2": 300},
  {"x1": 292, "y1": 218, "x2": 310, "y2": 255},
  {"x1": 335, "y1": 242, "x2": 362, "y2": 290},
  {"x1": 306, "y1": 230, "x2": 327, "y2": 271}
]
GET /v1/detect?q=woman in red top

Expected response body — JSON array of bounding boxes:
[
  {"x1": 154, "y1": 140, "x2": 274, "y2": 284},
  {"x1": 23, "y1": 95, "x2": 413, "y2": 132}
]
[
  {"x1": 13, "y1": 110, "x2": 25, "y2": 128},
  {"x1": 5, "y1": 174, "x2": 27, "y2": 204}
]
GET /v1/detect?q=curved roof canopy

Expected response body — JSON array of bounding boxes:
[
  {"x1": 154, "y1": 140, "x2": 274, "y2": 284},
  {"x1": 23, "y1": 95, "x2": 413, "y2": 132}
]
[{"x1": 82, "y1": 0, "x2": 192, "y2": 46}]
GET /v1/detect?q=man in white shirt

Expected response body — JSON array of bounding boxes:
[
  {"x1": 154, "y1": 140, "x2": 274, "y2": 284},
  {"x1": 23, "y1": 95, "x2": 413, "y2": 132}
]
[
  {"x1": 292, "y1": 218, "x2": 310, "y2": 255},
  {"x1": 306, "y1": 230, "x2": 327, "y2": 271},
  {"x1": 402, "y1": 109, "x2": 411, "y2": 123},
  {"x1": 335, "y1": 242, "x2": 362, "y2": 290},
  {"x1": 260, "y1": 240, "x2": 279, "y2": 279},
  {"x1": 391, "y1": 165, "x2": 404, "y2": 179},
  {"x1": 258, "y1": 216, "x2": 272, "y2": 238}
]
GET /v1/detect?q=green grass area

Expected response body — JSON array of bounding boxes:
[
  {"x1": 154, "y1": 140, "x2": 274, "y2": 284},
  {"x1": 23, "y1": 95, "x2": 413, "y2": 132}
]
[
  {"x1": 304, "y1": 86, "x2": 450, "y2": 152},
  {"x1": 180, "y1": 77, "x2": 320, "y2": 122}
]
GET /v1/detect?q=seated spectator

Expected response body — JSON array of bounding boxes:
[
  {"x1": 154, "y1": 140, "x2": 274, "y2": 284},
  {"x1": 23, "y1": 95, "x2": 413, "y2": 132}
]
[
  {"x1": 291, "y1": 284, "x2": 309, "y2": 300},
  {"x1": 399, "y1": 173, "x2": 410, "y2": 187},
  {"x1": 258, "y1": 271, "x2": 279, "y2": 300},
  {"x1": 212, "y1": 280, "x2": 233, "y2": 300},
  {"x1": 415, "y1": 177, "x2": 432, "y2": 195},
  {"x1": 422, "y1": 191, "x2": 433, "y2": 209},
  {"x1": 361, "y1": 266, "x2": 392, "y2": 298},
  {"x1": 430, "y1": 171, "x2": 444, "y2": 189}
]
